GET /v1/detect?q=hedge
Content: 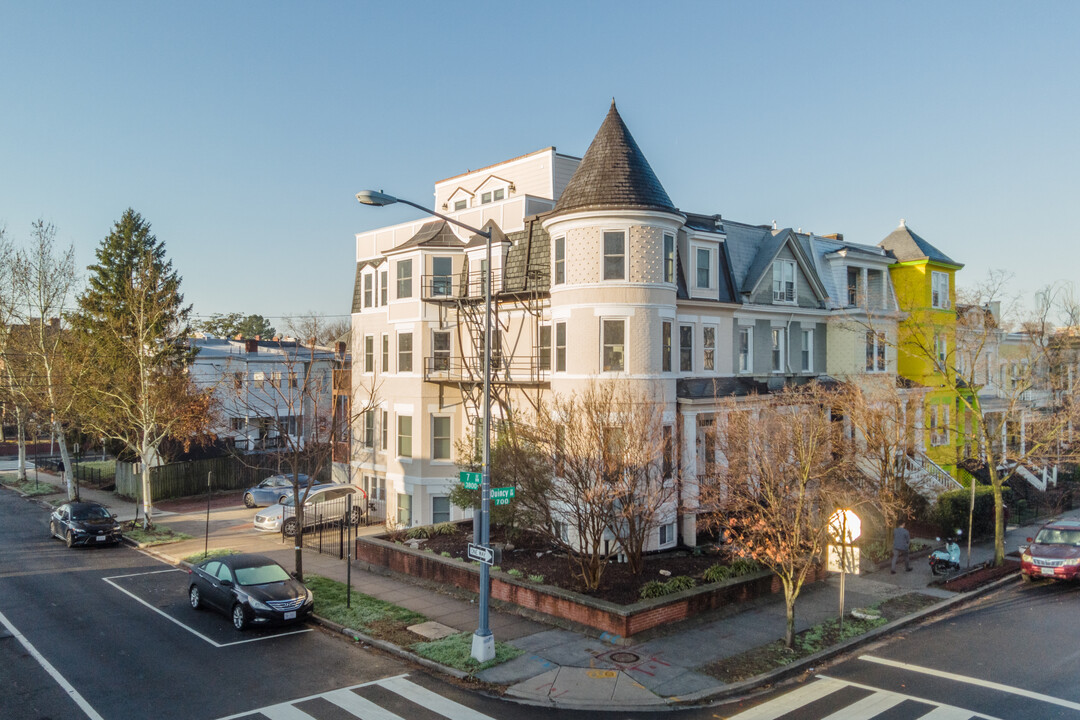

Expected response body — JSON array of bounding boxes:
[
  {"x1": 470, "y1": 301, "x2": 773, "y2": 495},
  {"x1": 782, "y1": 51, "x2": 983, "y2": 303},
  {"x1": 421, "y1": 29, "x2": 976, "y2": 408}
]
[{"x1": 933, "y1": 485, "x2": 1006, "y2": 540}]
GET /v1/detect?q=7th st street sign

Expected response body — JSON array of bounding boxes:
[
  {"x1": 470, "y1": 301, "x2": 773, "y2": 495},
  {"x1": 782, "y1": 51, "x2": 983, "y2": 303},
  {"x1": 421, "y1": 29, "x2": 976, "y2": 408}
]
[{"x1": 467, "y1": 543, "x2": 494, "y2": 565}]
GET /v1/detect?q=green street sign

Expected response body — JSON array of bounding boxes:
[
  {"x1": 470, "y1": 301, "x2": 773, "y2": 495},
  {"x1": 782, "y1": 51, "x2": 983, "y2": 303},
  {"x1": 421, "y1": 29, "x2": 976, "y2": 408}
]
[
  {"x1": 459, "y1": 471, "x2": 482, "y2": 490},
  {"x1": 491, "y1": 487, "x2": 515, "y2": 503}
]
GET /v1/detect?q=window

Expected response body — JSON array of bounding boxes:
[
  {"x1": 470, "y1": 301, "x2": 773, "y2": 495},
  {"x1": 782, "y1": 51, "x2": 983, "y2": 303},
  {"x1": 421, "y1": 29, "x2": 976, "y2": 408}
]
[
  {"x1": 364, "y1": 335, "x2": 374, "y2": 373},
  {"x1": 659, "y1": 522, "x2": 677, "y2": 547},
  {"x1": 553, "y1": 237, "x2": 565, "y2": 285},
  {"x1": 381, "y1": 334, "x2": 389, "y2": 372},
  {"x1": 432, "y1": 416, "x2": 451, "y2": 460},
  {"x1": 432, "y1": 496, "x2": 450, "y2": 524},
  {"x1": 703, "y1": 326, "x2": 715, "y2": 372},
  {"x1": 662, "y1": 426, "x2": 673, "y2": 479},
  {"x1": 363, "y1": 274, "x2": 373, "y2": 308},
  {"x1": 396, "y1": 259, "x2": 413, "y2": 299},
  {"x1": 380, "y1": 270, "x2": 388, "y2": 305},
  {"x1": 454, "y1": 199, "x2": 467, "y2": 211},
  {"x1": 398, "y1": 332, "x2": 413, "y2": 372},
  {"x1": 847, "y1": 267, "x2": 861, "y2": 306},
  {"x1": 363, "y1": 410, "x2": 375, "y2": 448},
  {"x1": 232, "y1": 372, "x2": 244, "y2": 390},
  {"x1": 495, "y1": 188, "x2": 505, "y2": 201},
  {"x1": 662, "y1": 321, "x2": 672, "y2": 372},
  {"x1": 538, "y1": 325, "x2": 551, "y2": 371},
  {"x1": 602, "y1": 319, "x2": 625, "y2": 372},
  {"x1": 252, "y1": 371, "x2": 265, "y2": 389},
  {"x1": 432, "y1": 331, "x2": 450, "y2": 371},
  {"x1": 431, "y1": 256, "x2": 452, "y2": 296},
  {"x1": 801, "y1": 329, "x2": 813, "y2": 372},
  {"x1": 931, "y1": 271, "x2": 950, "y2": 309},
  {"x1": 680, "y1": 325, "x2": 693, "y2": 372},
  {"x1": 481, "y1": 191, "x2": 492, "y2": 204},
  {"x1": 381, "y1": 410, "x2": 388, "y2": 450},
  {"x1": 935, "y1": 333, "x2": 948, "y2": 366},
  {"x1": 397, "y1": 493, "x2": 412, "y2": 526},
  {"x1": 739, "y1": 327, "x2": 753, "y2": 373},
  {"x1": 555, "y1": 322, "x2": 566, "y2": 372},
  {"x1": 696, "y1": 247, "x2": 711, "y2": 289},
  {"x1": 288, "y1": 371, "x2": 298, "y2": 388},
  {"x1": 553, "y1": 521, "x2": 569, "y2": 543},
  {"x1": 931, "y1": 404, "x2": 951, "y2": 446},
  {"x1": 664, "y1": 234, "x2": 675, "y2": 283},
  {"x1": 397, "y1": 415, "x2": 412, "y2": 457},
  {"x1": 603, "y1": 231, "x2": 625, "y2": 280},
  {"x1": 866, "y1": 331, "x2": 887, "y2": 372},
  {"x1": 771, "y1": 328, "x2": 786, "y2": 373},
  {"x1": 772, "y1": 260, "x2": 796, "y2": 303}
]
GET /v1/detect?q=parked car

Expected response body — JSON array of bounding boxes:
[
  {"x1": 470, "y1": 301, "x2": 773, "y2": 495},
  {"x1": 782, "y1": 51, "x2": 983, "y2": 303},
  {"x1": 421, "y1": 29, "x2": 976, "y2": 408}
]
[
  {"x1": 186, "y1": 553, "x2": 313, "y2": 630},
  {"x1": 49, "y1": 502, "x2": 123, "y2": 547},
  {"x1": 253, "y1": 484, "x2": 363, "y2": 536},
  {"x1": 242, "y1": 473, "x2": 325, "y2": 508},
  {"x1": 1020, "y1": 518, "x2": 1080, "y2": 582}
]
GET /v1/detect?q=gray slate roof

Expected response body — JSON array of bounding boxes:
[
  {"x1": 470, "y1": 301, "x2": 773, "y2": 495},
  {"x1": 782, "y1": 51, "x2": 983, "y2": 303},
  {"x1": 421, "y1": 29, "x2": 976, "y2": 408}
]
[
  {"x1": 551, "y1": 101, "x2": 678, "y2": 217},
  {"x1": 392, "y1": 220, "x2": 465, "y2": 251},
  {"x1": 878, "y1": 222, "x2": 962, "y2": 267}
]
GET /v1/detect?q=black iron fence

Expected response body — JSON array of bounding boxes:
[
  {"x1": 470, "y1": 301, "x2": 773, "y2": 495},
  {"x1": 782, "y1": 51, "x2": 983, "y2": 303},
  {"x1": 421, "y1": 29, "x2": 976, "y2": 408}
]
[
  {"x1": 115, "y1": 454, "x2": 332, "y2": 501},
  {"x1": 279, "y1": 495, "x2": 367, "y2": 560}
]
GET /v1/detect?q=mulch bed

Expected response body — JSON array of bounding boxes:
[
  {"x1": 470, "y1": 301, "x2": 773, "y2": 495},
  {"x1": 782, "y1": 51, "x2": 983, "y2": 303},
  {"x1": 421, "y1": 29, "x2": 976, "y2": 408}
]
[
  {"x1": 397, "y1": 522, "x2": 731, "y2": 605},
  {"x1": 936, "y1": 559, "x2": 1020, "y2": 592},
  {"x1": 702, "y1": 592, "x2": 941, "y2": 683}
]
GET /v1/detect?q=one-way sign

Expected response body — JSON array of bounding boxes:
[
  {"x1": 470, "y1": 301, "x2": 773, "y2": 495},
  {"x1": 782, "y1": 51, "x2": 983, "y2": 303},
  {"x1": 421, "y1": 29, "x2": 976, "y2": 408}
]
[{"x1": 467, "y1": 543, "x2": 494, "y2": 565}]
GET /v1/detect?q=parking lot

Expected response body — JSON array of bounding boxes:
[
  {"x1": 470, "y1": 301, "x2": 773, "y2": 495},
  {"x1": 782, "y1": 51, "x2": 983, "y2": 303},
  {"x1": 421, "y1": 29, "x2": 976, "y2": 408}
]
[{"x1": 102, "y1": 565, "x2": 312, "y2": 648}]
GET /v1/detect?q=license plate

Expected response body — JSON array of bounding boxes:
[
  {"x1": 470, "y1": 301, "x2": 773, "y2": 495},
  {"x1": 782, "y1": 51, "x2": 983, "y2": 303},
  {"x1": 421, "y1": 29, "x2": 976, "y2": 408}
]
[
  {"x1": 1041, "y1": 566, "x2": 1056, "y2": 575},
  {"x1": 96, "y1": 535, "x2": 107, "y2": 542},
  {"x1": 284, "y1": 611, "x2": 296, "y2": 620}
]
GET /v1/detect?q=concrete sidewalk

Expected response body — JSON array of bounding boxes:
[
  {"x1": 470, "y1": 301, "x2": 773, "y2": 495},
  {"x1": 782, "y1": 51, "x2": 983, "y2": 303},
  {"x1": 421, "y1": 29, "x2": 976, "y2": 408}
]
[{"x1": 2, "y1": 467, "x2": 1051, "y2": 710}]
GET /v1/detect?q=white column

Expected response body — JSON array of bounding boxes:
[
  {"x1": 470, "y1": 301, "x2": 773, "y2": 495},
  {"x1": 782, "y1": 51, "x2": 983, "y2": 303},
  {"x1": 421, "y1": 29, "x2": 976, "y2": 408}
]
[{"x1": 680, "y1": 410, "x2": 699, "y2": 547}]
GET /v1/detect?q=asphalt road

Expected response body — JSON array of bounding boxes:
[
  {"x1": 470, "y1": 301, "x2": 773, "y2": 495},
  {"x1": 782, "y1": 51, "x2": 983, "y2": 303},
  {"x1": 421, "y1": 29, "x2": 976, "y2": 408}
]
[{"x1": 712, "y1": 580, "x2": 1080, "y2": 719}]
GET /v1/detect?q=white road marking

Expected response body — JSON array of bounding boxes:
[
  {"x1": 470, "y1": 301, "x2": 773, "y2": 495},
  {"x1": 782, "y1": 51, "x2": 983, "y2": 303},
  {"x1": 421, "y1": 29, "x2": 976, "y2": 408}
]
[
  {"x1": 819, "y1": 689, "x2": 903, "y2": 719},
  {"x1": 919, "y1": 707, "x2": 978, "y2": 719},
  {"x1": 258, "y1": 705, "x2": 318, "y2": 720},
  {"x1": 862, "y1": 654, "x2": 1080, "y2": 712},
  {"x1": 324, "y1": 688, "x2": 406, "y2": 720},
  {"x1": 726, "y1": 677, "x2": 845, "y2": 719},
  {"x1": 215, "y1": 675, "x2": 411, "y2": 720},
  {"x1": 0, "y1": 607, "x2": 105, "y2": 720},
  {"x1": 817, "y1": 675, "x2": 1003, "y2": 720},
  {"x1": 380, "y1": 675, "x2": 494, "y2": 720},
  {"x1": 102, "y1": 570, "x2": 311, "y2": 647}
]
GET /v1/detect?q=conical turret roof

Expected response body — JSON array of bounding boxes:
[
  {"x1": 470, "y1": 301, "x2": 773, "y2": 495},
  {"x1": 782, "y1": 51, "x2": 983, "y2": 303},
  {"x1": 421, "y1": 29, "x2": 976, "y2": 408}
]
[
  {"x1": 552, "y1": 101, "x2": 677, "y2": 216},
  {"x1": 878, "y1": 220, "x2": 962, "y2": 267}
]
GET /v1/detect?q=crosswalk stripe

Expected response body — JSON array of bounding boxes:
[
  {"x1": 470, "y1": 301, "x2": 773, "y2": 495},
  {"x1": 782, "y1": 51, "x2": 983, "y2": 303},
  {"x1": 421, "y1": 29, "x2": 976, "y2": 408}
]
[
  {"x1": 379, "y1": 676, "x2": 494, "y2": 720},
  {"x1": 728, "y1": 677, "x2": 845, "y2": 719},
  {"x1": 819, "y1": 690, "x2": 904, "y2": 720},
  {"x1": 324, "y1": 688, "x2": 405, "y2": 720},
  {"x1": 258, "y1": 705, "x2": 318, "y2": 720},
  {"x1": 918, "y1": 708, "x2": 976, "y2": 720}
]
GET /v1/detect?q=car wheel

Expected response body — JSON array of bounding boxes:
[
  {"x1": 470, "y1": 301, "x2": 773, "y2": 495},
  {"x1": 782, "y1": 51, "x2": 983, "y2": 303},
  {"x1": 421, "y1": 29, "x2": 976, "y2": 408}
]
[
  {"x1": 243, "y1": 493, "x2": 256, "y2": 508},
  {"x1": 349, "y1": 508, "x2": 361, "y2": 525},
  {"x1": 278, "y1": 495, "x2": 289, "y2": 505},
  {"x1": 231, "y1": 603, "x2": 248, "y2": 631},
  {"x1": 282, "y1": 518, "x2": 298, "y2": 537},
  {"x1": 189, "y1": 585, "x2": 202, "y2": 610},
  {"x1": 49, "y1": 521, "x2": 56, "y2": 539},
  {"x1": 65, "y1": 530, "x2": 74, "y2": 548}
]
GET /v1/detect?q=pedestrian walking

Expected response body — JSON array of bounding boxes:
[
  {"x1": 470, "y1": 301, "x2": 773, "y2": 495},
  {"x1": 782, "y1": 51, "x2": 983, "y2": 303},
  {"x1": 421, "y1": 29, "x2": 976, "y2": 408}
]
[{"x1": 892, "y1": 521, "x2": 911, "y2": 573}]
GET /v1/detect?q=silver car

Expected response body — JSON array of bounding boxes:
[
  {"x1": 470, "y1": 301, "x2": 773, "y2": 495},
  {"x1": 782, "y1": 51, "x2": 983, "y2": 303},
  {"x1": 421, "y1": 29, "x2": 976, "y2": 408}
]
[{"x1": 253, "y1": 484, "x2": 363, "y2": 536}]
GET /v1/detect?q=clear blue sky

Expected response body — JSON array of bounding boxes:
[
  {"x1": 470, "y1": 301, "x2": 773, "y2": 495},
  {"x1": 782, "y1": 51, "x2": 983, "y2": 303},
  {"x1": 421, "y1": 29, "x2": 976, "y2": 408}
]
[{"x1": 2, "y1": 1, "x2": 1077, "y2": 324}]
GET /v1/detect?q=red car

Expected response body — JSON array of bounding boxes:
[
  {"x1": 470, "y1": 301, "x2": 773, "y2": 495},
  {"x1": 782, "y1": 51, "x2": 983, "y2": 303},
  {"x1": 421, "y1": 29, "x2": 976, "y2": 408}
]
[{"x1": 1021, "y1": 519, "x2": 1080, "y2": 582}]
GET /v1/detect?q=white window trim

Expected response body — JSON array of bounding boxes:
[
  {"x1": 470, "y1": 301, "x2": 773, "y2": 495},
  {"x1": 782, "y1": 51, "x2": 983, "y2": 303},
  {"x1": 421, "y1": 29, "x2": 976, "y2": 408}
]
[
  {"x1": 692, "y1": 243, "x2": 715, "y2": 292},
  {"x1": 801, "y1": 328, "x2": 814, "y2": 373},
  {"x1": 931, "y1": 271, "x2": 951, "y2": 309},
  {"x1": 363, "y1": 270, "x2": 375, "y2": 309},
  {"x1": 772, "y1": 259, "x2": 797, "y2": 304},
  {"x1": 663, "y1": 233, "x2": 676, "y2": 284},
  {"x1": 600, "y1": 317, "x2": 628, "y2": 374},
  {"x1": 771, "y1": 327, "x2": 786, "y2": 373},
  {"x1": 738, "y1": 326, "x2": 754, "y2": 374},
  {"x1": 602, "y1": 230, "x2": 627, "y2": 282},
  {"x1": 703, "y1": 324, "x2": 717, "y2": 372},
  {"x1": 553, "y1": 236, "x2": 566, "y2": 286},
  {"x1": 431, "y1": 414, "x2": 453, "y2": 463}
]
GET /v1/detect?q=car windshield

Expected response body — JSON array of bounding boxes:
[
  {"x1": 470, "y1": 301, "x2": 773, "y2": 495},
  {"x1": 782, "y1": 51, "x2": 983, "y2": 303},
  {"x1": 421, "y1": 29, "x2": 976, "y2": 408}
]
[
  {"x1": 234, "y1": 563, "x2": 291, "y2": 586},
  {"x1": 1034, "y1": 528, "x2": 1080, "y2": 546},
  {"x1": 71, "y1": 505, "x2": 111, "y2": 520}
]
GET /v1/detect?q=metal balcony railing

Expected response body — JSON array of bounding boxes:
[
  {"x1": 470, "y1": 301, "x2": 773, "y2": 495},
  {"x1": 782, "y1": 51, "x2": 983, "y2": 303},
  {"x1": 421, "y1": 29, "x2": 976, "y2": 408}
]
[{"x1": 423, "y1": 356, "x2": 549, "y2": 384}]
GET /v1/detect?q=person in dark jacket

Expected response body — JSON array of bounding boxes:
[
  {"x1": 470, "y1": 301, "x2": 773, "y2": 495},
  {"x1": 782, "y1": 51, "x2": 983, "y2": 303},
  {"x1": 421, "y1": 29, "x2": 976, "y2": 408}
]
[{"x1": 892, "y1": 521, "x2": 912, "y2": 573}]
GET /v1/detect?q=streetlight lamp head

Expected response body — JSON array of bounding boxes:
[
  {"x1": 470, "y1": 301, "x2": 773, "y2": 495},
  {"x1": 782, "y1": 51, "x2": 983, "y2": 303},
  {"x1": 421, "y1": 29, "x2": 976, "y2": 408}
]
[{"x1": 355, "y1": 190, "x2": 398, "y2": 207}]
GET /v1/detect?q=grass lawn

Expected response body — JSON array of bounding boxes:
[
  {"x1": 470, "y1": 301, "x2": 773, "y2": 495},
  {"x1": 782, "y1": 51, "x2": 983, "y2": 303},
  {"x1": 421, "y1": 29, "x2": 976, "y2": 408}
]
[
  {"x1": 75, "y1": 460, "x2": 116, "y2": 483},
  {"x1": 182, "y1": 548, "x2": 240, "y2": 564},
  {"x1": 305, "y1": 575, "x2": 522, "y2": 673},
  {"x1": 125, "y1": 524, "x2": 193, "y2": 546},
  {"x1": 2, "y1": 477, "x2": 65, "y2": 497},
  {"x1": 702, "y1": 593, "x2": 941, "y2": 683}
]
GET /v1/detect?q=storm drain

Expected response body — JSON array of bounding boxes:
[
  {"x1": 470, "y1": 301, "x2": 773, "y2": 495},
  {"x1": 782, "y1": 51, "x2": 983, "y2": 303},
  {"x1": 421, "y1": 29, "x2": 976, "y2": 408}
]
[{"x1": 606, "y1": 651, "x2": 642, "y2": 665}]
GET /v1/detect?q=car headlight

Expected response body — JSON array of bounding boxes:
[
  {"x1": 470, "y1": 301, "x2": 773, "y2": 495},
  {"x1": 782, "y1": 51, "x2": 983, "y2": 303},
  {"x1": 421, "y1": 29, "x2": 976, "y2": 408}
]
[
  {"x1": 248, "y1": 598, "x2": 271, "y2": 611},
  {"x1": 1064, "y1": 558, "x2": 1080, "y2": 566},
  {"x1": 1022, "y1": 553, "x2": 1032, "y2": 562},
  {"x1": 304, "y1": 588, "x2": 313, "y2": 603}
]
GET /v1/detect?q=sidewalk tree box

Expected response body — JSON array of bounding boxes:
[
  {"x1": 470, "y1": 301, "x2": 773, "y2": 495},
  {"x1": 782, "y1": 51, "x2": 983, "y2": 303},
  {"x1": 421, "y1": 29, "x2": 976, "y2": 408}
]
[{"x1": 354, "y1": 534, "x2": 828, "y2": 640}]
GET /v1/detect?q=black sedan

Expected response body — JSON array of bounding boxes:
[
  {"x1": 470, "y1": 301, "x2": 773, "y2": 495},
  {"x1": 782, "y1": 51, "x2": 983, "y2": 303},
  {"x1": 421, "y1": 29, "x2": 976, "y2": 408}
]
[
  {"x1": 49, "y1": 502, "x2": 123, "y2": 547},
  {"x1": 186, "y1": 553, "x2": 313, "y2": 631}
]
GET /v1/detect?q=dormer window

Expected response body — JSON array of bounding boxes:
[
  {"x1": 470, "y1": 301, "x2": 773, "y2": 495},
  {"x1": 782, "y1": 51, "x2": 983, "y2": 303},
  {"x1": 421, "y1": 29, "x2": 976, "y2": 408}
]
[
  {"x1": 481, "y1": 192, "x2": 492, "y2": 204},
  {"x1": 772, "y1": 260, "x2": 796, "y2": 303},
  {"x1": 494, "y1": 188, "x2": 504, "y2": 201},
  {"x1": 932, "y1": 271, "x2": 950, "y2": 309},
  {"x1": 454, "y1": 200, "x2": 467, "y2": 211}
]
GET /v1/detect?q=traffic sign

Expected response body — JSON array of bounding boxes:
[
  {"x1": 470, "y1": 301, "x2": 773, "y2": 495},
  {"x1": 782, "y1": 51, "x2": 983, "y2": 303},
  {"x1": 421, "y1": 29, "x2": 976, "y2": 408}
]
[
  {"x1": 491, "y1": 486, "x2": 515, "y2": 506},
  {"x1": 459, "y1": 471, "x2": 482, "y2": 490},
  {"x1": 467, "y1": 543, "x2": 494, "y2": 565}
]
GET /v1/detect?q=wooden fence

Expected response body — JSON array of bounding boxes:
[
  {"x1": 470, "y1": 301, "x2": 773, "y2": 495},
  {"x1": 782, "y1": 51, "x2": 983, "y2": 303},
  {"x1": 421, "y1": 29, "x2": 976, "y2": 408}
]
[{"x1": 115, "y1": 455, "x2": 331, "y2": 501}]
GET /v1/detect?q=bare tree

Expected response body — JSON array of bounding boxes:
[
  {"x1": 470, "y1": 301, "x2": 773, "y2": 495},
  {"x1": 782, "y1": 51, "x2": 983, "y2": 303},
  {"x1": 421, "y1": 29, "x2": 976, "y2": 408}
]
[
  {"x1": 699, "y1": 385, "x2": 867, "y2": 648},
  {"x1": 284, "y1": 312, "x2": 350, "y2": 347},
  {"x1": 0, "y1": 226, "x2": 32, "y2": 479}
]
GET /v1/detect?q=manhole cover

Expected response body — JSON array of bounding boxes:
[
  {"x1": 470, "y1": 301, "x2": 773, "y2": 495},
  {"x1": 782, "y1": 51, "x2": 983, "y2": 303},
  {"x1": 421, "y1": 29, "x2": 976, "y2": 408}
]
[{"x1": 608, "y1": 651, "x2": 641, "y2": 664}]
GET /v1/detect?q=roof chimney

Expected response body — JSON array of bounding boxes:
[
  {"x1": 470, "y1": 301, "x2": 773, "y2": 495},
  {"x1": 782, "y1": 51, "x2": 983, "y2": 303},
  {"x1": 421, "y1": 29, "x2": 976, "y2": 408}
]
[
  {"x1": 245, "y1": 339, "x2": 258, "y2": 353},
  {"x1": 336, "y1": 341, "x2": 346, "y2": 355}
]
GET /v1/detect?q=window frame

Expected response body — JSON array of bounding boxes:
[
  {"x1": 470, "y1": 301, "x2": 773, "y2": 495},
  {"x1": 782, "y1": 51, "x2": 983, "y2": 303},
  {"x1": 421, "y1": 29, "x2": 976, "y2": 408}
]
[
  {"x1": 679, "y1": 324, "x2": 693, "y2": 373},
  {"x1": 453, "y1": 199, "x2": 467, "y2": 211},
  {"x1": 931, "y1": 271, "x2": 951, "y2": 309},
  {"x1": 432, "y1": 496, "x2": 451, "y2": 524},
  {"x1": 381, "y1": 333, "x2": 389, "y2": 372},
  {"x1": 432, "y1": 330, "x2": 451, "y2": 372},
  {"x1": 738, "y1": 326, "x2": 753, "y2": 374},
  {"x1": 431, "y1": 256, "x2": 453, "y2": 297},
  {"x1": 695, "y1": 246, "x2": 712, "y2": 290},
  {"x1": 397, "y1": 332, "x2": 413, "y2": 373},
  {"x1": 703, "y1": 325, "x2": 716, "y2": 372},
  {"x1": 602, "y1": 230, "x2": 626, "y2": 281},
  {"x1": 601, "y1": 318, "x2": 626, "y2": 373},
  {"x1": 801, "y1": 328, "x2": 814, "y2": 373},
  {"x1": 538, "y1": 324, "x2": 551, "y2": 371},
  {"x1": 772, "y1": 259, "x2": 797, "y2": 303},
  {"x1": 664, "y1": 234, "x2": 675, "y2": 284},
  {"x1": 555, "y1": 322, "x2": 567, "y2": 373},
  {"x1": 662, "y1": 321, "x2": 672, "y2": 373},
  {"x1": 431, "y1": 415, "x2": 451, "y2": 461},
  {"x1": 396, "y1": 259, "x2": 413, "y2": 299},
  {"x1": 771, "y1": 327, "x2": 786, "y2": 373},
  {"x1": 397, "y1": 415, "x2": 412, "y2": 458},
  {"x1": 364, "y1": 335, "x2": 374, "y2": 374},
  {"x1": 363, "y1": 273, "x2": 373, "y2": 308},
  {"x1": 553, "y1": 236, "x2": 565, "y2": 286},
  {"x1": 380, "y1": 269, "x2": 388, "y2": 305}
]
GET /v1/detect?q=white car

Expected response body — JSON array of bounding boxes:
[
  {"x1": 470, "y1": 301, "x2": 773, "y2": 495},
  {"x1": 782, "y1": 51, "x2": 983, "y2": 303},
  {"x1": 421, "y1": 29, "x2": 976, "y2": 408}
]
[{"x1": 253, "y1": 484, "x2": 363, "y2": 536}]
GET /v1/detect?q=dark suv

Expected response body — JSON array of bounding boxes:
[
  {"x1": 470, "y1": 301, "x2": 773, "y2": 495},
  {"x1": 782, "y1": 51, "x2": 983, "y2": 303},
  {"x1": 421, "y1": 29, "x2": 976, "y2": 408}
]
[{"x1": 1021, "y1": 518, "x2": 1080, "y2": 582}]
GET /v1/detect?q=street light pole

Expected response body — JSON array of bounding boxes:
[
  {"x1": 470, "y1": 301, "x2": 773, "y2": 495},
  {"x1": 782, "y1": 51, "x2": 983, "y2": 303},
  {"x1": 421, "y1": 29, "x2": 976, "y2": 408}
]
[{"x1": 356, "y1": 190, "x2": 496, "y2": 662}]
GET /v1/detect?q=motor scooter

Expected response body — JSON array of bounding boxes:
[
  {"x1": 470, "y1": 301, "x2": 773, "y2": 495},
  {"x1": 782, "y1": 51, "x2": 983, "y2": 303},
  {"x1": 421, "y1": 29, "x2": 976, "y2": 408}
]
[{"x1": 929, "y1": 530, "x2": 962, "y2": 575}]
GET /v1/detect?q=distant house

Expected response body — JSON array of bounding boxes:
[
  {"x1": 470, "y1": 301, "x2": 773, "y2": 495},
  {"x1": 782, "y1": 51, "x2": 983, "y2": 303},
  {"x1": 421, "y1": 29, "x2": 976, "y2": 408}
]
[{"x1": 188, "y1": 337, "x2": 347, "y2": 455}]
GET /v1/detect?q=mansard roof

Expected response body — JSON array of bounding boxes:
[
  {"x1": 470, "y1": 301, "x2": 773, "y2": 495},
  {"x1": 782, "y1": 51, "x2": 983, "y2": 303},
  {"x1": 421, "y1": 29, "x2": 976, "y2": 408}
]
[
  {"x1": 739, "y1": 227, "x2": 828, "y2": 301},
  {"x1": 551, "y1": 101, "x2": 678, "y2": 217},
  {"x1": 391, "y1": 220, "x2": 465, "y2": 252},
  {"x1": 878, "y1": 221, "x2": 962, "y2": 267}
]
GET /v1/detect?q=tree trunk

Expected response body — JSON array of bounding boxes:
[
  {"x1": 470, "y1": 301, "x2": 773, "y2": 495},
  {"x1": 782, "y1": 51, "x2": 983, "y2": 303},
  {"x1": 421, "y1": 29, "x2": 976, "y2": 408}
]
[
  {"x1": 140, "y1": 438, "x2": 154, "y2": 529},
  {"x1": 15, "y1": 411, "x2": 27, "y2": 481},
  {"x1": 54, "y1": 422, "x2": 74, "y2": 501},
  {"x1": 784, "y1": 582, "x2": 797, "y2": 649}
]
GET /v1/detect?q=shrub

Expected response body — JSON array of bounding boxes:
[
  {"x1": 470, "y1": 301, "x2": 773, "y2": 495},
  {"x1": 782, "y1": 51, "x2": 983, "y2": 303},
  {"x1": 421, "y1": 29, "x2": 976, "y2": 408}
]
[
  {"x1": 639, "y1": 575, "x2": 696, "y2": 599},
  {"x1": 730, "y1": 558, "x2": 761, "y2": 576},
  {"x1": 406, "y1": 525, "x2": 432, "y2": 539},
  {"x1": 507, "y1": 568, "x2": 523, "y2": 577},
  {"x1": 432, "y1": 522, "x2": 458, "y2": 536},
  {"x1": 703, "y1": 564, "x2": 732, "y2": 583},
  {"x1": 440, "y1": 551, "x2": 452, "y2": 558},
  {"x1": 528, "y1": 574, "x2": 544, "y2": 583},
  {"x1": 639, "y1": 580, "x2": 667, "y2": 599},
  {"x1": 667, "y1": 575, "x2": 695, "y2": 592},
  {"x1": 934, "y1": 485, "x2": 999, "y2": 539}
]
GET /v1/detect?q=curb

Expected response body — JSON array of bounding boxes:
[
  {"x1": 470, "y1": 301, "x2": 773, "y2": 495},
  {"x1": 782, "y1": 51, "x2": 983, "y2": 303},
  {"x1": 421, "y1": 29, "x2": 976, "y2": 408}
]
[{"x1": 670, "y1": 570, "x2": 1021, "y2": 707}]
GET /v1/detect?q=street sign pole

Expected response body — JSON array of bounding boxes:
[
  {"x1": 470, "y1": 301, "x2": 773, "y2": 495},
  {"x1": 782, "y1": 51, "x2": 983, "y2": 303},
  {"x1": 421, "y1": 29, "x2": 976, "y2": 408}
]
[{"x1": 471, "y1": 219, "x2": 495, "y2": 663}]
